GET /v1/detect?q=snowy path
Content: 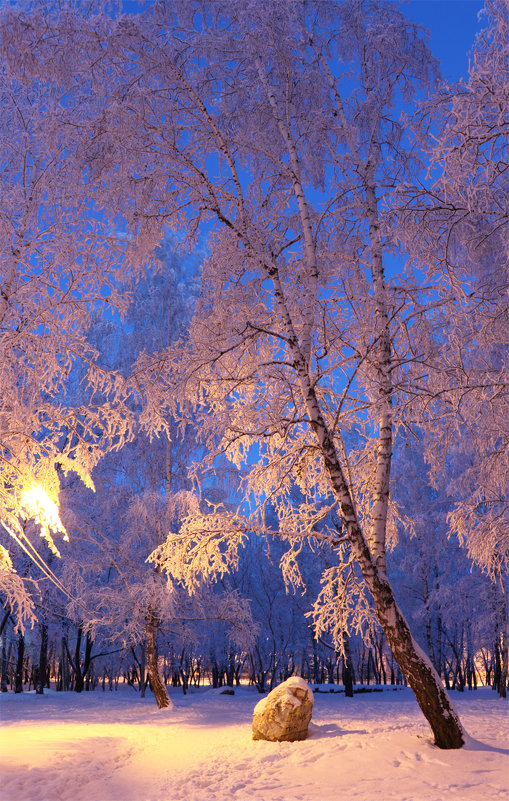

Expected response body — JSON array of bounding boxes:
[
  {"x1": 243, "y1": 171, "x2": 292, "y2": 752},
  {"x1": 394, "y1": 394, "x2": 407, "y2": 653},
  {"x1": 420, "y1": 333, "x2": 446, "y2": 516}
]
[{"x1": 0, "y1": 686, "x2": 507, "y2": 801}]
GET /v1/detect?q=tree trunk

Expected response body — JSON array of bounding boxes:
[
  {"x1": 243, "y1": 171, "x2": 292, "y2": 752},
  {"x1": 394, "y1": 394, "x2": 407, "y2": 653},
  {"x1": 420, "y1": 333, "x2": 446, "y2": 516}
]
[
  {"x1": 61, "y1": 636, "x2": 70, "y2": 691},
  {"x1": 1, "y1": 637, "x2": 11, "y2": 692},
  {"x1": 131, "y1": 645, "x2": 147, "y2": 696},
  {"x1": 82, "y1": 633, "x2": 93, "y2": 691},
  {"x1": 73, "y1": 627, "x2": 84, "y2": 693},
  {"x1": 35, "y1": 623, "x2": 48, "y2": 695},
  {"x1": 73, "y1": 629, "x2": 93, "y2": 693},
  {"x1": 499, "y1": 642, "x2": 508, "y2": 699},
  {"x1": 342, "y1": 632, "x2": 354, "y2": 697},
  {"x1": 211, "y1": 657, "x2": 219, "y2": 689},
  {"x1": 360, "y1": 558, "x2": 465, "y2": 748},
  {"x1": 145, "y1": 611, "x2": 173, "y2": 709},
  {"x1": 496, "y1": 631, "x2": 508, "y2": 699},
  {"x1": 14, "y1": 633, "x2": 24, "y2": 693},
  {"x1": 495, "y1": 596, "x2": 508, "y2": 698}
]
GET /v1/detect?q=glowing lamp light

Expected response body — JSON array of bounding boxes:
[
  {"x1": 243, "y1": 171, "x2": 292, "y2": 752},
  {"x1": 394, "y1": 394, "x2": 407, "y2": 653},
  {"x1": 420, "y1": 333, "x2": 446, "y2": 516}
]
[{"x1": 21, "y1": 485, "x2": 68, "y2": 556}]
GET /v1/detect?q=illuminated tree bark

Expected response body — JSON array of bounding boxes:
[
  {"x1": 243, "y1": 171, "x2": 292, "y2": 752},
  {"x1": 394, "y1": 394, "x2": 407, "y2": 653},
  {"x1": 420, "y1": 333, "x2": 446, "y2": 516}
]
[{"x1": 145, "y1": 610, "x2": 173, "y2": 710}]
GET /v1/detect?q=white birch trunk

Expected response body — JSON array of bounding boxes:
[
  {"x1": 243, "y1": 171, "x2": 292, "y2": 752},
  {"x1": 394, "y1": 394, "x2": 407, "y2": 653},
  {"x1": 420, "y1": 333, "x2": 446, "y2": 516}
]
[
  {"x1": 365, "y1": 182, "x2": 393, "y2": 573},
  {"x1": 255, "y1": 57, "x2": 318, "y2": 366}
]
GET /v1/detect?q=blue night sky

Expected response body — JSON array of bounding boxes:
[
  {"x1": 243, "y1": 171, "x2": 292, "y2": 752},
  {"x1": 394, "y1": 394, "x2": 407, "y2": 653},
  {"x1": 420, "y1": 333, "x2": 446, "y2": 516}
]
[{"x1": 403, "y1": 0, "x2": 485, "y2": 80}]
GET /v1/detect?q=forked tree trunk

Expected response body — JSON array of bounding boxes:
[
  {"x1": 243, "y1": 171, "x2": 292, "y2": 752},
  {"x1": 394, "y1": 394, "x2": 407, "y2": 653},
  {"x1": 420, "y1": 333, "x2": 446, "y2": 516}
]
[
  {"x1": 270, "y1": 296, "x2": 465, "y2": 745},
  {"x1": 315, "y1": 405, "x2": 464, "y2": 747},
  {"x1": 73, "y1": 630, "x2": 93, "y2": 693},
  {"x1": 268, "y1": 261, "x2": 465, "y2": 748},
  {"x1": 145, "y1": 611, "x2": 173, "y2": 710}
]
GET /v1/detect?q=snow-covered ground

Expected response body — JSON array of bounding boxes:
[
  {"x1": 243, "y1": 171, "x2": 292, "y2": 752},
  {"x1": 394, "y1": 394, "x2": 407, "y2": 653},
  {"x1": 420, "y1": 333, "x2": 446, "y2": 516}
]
[{"x1": 0, "y1": 684, "x2": 507, "y2": 801}]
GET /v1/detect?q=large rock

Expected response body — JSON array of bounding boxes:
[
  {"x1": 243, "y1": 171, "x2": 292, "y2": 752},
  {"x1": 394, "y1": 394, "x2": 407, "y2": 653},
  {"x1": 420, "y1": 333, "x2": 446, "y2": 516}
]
[{"x1": 252, "y1": 676, "x2": 314, "y2": 742}]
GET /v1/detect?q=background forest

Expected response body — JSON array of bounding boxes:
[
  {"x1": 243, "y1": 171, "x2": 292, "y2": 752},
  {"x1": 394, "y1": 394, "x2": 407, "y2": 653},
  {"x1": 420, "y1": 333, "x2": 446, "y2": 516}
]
[{"x1": 0, "y1": 0, "x2": 507, "y2": 748}]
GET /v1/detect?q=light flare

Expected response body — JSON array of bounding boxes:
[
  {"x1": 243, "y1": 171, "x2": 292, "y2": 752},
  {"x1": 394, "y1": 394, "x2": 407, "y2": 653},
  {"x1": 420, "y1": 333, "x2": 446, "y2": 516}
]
[{"x1": 21, "y1": 485, "x2": 68, "y2": 556}]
